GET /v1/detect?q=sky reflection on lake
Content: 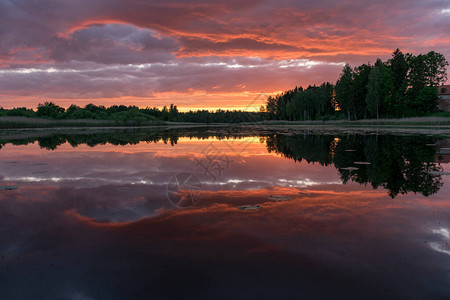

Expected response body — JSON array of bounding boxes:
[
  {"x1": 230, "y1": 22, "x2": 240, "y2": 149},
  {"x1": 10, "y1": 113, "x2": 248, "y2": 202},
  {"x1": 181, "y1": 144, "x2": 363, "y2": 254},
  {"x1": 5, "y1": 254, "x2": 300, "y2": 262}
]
[{"x1": 0, "y1": 131, "x2": 449, "y2": 299}]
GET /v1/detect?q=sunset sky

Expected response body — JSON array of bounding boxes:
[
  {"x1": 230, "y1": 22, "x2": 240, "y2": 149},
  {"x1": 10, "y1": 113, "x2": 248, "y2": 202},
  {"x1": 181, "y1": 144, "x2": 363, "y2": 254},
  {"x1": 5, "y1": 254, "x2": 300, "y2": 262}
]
[{"x1": 0, "y1": 0, "x2": 449, "y2": 111}]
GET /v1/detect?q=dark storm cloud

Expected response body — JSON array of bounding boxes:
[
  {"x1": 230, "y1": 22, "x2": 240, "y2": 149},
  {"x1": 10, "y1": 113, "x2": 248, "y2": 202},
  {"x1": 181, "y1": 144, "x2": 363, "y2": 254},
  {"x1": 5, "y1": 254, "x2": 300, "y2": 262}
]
[{"x1": 48, "y1": 24, "x2": 178, "y2": 64}]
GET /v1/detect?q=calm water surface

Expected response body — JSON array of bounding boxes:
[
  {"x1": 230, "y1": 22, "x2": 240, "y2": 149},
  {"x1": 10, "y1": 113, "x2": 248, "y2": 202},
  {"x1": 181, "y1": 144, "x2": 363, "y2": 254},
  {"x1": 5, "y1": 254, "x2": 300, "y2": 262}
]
[{"x1": 0, "y1": 129, "x2": 450, "y2": 299}]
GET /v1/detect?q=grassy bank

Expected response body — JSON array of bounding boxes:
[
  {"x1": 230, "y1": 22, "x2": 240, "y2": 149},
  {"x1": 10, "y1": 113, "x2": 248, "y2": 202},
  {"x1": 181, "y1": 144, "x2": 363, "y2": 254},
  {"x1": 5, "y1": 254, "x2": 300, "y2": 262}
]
[
  {"x1": 0, "y1": 116, "x2": 163, "y2": 129},
  {"x1": 257, "y1": 116, "x2": 450, "y2": 126},
  {"x1": 0, "y1": 115, "x2": 449, "y2": 130}
]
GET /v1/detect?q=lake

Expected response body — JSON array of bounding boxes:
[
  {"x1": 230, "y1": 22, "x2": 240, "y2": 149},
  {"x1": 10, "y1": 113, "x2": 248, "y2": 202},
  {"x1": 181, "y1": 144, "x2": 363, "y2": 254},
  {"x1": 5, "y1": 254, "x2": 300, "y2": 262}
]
[{"x1": 1, "y1": 128, "x2": 450, "y2": 299}]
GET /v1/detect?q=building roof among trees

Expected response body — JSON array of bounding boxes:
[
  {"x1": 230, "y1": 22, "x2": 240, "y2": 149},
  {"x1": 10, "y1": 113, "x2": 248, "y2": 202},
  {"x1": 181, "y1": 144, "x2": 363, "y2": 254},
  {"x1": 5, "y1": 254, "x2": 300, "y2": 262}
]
[{"x1": 438, "y1": 85, "x2": 450, "y2": 95}]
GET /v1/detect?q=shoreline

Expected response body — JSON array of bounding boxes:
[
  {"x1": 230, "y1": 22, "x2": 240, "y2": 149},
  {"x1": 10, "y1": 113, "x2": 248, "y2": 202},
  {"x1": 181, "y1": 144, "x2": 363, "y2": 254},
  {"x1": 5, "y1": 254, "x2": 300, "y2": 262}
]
[
  {"x1": 1, "y1": 119, "x2": 450, "y2": 141},
  {"x1": 1, "y1": 115, "x2": 449, "y2": 127}
]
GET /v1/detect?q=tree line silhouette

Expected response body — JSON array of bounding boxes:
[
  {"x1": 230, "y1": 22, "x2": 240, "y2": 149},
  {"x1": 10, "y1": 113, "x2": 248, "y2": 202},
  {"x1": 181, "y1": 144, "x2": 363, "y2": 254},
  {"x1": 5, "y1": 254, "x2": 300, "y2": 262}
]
[
  {"x1": 0, "y1": 102, "x2": 267, "y2": 124},
  {"x1": 265, "y1": 49, "x2": 448, "y2": 120}
]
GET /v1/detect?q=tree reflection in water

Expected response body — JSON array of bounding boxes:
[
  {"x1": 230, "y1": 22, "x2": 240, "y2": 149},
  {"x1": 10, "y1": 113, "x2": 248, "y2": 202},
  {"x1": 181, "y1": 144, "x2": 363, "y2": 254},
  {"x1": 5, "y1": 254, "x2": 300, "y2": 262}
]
[
  {"x1": 0, "y1": 129, "x2": 445, "y2": 198},
  {"x1": 266, "y1": 134, "x2": 444, "y2": 198}
]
